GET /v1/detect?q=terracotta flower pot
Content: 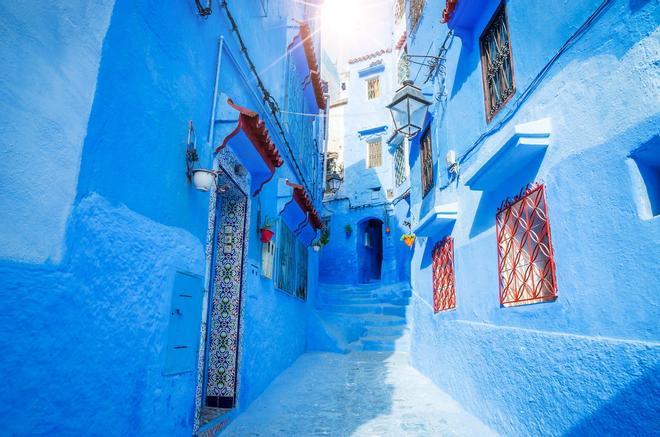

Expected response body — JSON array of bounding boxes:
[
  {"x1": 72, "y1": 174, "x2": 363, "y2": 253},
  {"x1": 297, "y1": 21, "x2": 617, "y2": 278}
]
[
  {"x1": 385, "y1": 226, "x2": 391, "y2": 234},
  {"x1": 402, "y1": 235, "x2": 416, "y2": 247},
  {"x1": 260, "y1": 228, "x2": 275, "y2": 243}
]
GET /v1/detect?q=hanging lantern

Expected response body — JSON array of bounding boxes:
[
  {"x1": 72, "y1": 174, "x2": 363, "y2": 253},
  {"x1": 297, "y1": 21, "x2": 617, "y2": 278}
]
[{"x1": 387, "y1": 80, "x2": 431, "y2": 138}]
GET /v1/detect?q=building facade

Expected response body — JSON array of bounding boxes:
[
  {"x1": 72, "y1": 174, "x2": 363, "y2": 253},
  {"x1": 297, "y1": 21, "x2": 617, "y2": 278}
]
[
  {"x1": 320, "y1": 2, "x2": 414, "y2": 285},
  {"x1": 394, "y1": 0, "x2": 659, "y2": 435},
  {"x1": 0, "y1": 1, "x2": 326, "y2": 435}
]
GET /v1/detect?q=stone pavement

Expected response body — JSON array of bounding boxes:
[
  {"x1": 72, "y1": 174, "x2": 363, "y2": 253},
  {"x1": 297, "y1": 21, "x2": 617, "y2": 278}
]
[{"x1": 222, "y1": 351, "x2": 497, "y2": 436}]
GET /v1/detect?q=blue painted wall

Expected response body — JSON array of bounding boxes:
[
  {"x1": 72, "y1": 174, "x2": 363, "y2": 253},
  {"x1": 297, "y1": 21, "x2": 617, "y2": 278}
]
[
  {"x1": 402, "y1": 0, "x2": 660, "y2": 435},
  {"x1": 0, "y1": 0, "x2": 323, "y2": 434}
]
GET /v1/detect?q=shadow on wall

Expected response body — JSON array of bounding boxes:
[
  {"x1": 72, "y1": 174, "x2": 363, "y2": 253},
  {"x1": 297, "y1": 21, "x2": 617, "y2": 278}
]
[
  {"x1": 565, "y1": 365, "x2": 660, "y2": 436},
  {"x1": 469, "y1": 150, "x2": 546, "y2": 238}
]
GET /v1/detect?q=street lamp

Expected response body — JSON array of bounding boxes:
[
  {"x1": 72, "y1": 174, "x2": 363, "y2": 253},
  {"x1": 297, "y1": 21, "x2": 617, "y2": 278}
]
[
  {"x1": 387, "y1": 80, "x2": 432, "y2": 139},
  {"x1": 327, "y1": 171, "x2": 343, "y2": 194}
]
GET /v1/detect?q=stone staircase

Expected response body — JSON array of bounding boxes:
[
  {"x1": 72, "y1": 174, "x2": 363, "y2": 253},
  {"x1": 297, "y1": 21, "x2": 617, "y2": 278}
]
[{"x1": 315, "y1": 282, "x2": 411, "y2": 352}]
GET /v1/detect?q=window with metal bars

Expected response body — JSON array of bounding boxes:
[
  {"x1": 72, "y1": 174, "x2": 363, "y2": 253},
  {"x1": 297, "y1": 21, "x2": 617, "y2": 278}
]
[
  {"x1": 367, "y1": 139, "x2": 382, "y2": 168},
  {"x1": 394, "y1": 143, "x2": 407, "y2": 186},
  {"x1": 496, "y1": 183, "x2": 558, "y2": 307},
  {"x1": 366, "y1": 77, "x2": 381, "y2": 100},
  {"x1": 432, "y1": 236, "x2": 456, "y2": 313},
  {"x1": 420, "y1": 128, "x2": 434, "y2": 197},
  {"x1": 285, "y1": 53, "x2": 317, "y2": 181},
  {"x1": 409, "y1": 0, "x2": 426, "y2": 32},
  {"x1": 480, "y1": 3, "x2": 515, "y2": 122},
  {"x1": 394, "y1": 0, "x2": 405, "y2": 23},
  {"x1": 276, "y1": 220, "x2": 308, "y2": 300}
]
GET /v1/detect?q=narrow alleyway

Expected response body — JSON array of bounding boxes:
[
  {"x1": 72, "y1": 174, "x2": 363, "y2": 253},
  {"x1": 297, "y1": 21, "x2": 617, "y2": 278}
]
[
  {"x1": 222, "y1": 283, "x2": 497, "y2": 436},
  {"x1": 222, "y1": 351, "x2": 496, "y2": 436}
]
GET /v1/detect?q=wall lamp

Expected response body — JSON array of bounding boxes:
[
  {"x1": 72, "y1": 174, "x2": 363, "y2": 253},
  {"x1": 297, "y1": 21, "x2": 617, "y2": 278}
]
[
  {"x1": 387, "y1": 80, "x2": 431, "y2": 139},
  {"x1": 194, "y1": 0, "x2": 212, "y2": 16},
  {"x1": 327, "y1": 171, "x2": 343, "y2": 194},
  {"x1": 185, "y1": 121, "x2": 217, "y2": 192}
]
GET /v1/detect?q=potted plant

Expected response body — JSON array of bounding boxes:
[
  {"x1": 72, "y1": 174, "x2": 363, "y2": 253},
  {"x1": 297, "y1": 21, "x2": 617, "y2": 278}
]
[
  {"x1": 260, "y1": 217, "x2": 275, "y2": 243},
  {"x1": 401, "y1": 220, "x2": 415, "y2": 248},
  {"x1": 401, "y1": 232, "x2": 416, "y2": 248},
  {"x1": 344, "y1": 224, "x2": 353, "y2": 237}
]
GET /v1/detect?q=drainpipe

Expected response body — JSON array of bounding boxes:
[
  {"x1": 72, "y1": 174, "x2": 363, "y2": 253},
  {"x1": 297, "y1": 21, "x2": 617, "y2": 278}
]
[{"x1": 207, "y1": 37, "x2": 225, "y2": 146}]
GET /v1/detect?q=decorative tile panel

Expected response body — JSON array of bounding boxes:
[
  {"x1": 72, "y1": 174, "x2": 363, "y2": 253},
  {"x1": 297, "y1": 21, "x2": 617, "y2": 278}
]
[{"x1": 205, "y1": 170, "x2": 248, "y2": 407}]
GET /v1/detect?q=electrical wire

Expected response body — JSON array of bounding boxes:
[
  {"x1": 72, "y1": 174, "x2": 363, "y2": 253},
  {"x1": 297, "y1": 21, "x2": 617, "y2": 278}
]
[{"x1": 219, "y1": 0, "x2": 315, "y2": 197}]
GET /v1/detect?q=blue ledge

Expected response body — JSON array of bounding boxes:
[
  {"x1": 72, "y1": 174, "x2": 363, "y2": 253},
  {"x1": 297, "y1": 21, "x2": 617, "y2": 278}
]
[
  {"x1": 358, "y1": 125, "x2": 388, "y2": 138},
  {"x1": 412, "y1": 203, "x2": 458, "y2": 237},
  {"x1": 465, "y1": 118, "x2": 551, "y2": 191},
  {"x1": 358, "y1": 63, "x2": 385, "y2": 78},
  {"x1": 448, "y1": 0, "x2": 493, "y2": 36}
]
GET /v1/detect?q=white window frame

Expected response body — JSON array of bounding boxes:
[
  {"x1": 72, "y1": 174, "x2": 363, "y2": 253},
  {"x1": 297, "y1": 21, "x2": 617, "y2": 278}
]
[
  {"x1": 366, "y1": 76, "x2": 381, "y2": 100},
  {"x1": 366, "y1": 137, "x2": 383, "y2": 168}
]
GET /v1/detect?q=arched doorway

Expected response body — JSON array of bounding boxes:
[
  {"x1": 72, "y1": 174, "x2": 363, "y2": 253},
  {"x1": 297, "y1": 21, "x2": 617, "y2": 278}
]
[{"x1": 358, "y1": 218, "x2": 383, "y2": 283}]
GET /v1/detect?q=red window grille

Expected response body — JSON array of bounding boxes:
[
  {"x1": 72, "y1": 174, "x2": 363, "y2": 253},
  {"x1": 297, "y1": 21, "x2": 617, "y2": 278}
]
[
  {"x1": 496, "y1": 183, "x2": 558, "y2": 307},
  {"x1": 432, "y1": 236, "x2": 456, "y2": 313}
]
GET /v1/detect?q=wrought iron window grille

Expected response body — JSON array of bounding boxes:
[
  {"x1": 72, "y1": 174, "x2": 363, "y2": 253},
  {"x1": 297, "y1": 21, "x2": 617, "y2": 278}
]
[
  {"x1": 409, "y1": 0, "x2": 427, "y2": 33},
  {"x1": 420, "y1": 128, "x2": 434, "y2": 197},
  {"x1": 480, "y1": 3, "x2": 515, "y2": 122},
  {"x1": 496, "y1": 183, "x2": 558, "y2": 307},
  {"x1": 394, "y1": 143, "x2": 408, "y2": 186},
  {"x1": 432, "y1": 236, "x2": 456, "y2": 313}
]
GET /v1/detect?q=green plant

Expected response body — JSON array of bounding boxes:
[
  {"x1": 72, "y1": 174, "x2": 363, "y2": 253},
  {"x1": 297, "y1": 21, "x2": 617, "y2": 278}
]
[
  {"x1": 319, "y1": 229, "x2": 330, "y2": 246},
  {"x1": 344, "y1": 224, "x2": 353, "y2": 234}
]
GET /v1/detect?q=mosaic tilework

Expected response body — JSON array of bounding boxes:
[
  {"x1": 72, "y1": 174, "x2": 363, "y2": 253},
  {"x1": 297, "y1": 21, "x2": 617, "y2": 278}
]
[
  {"x1": 194, "y1": 157, "x2": 252, "y2": 432},
  {"x1": 205, "y1": 170, "x2": 247, "y2": 405}
]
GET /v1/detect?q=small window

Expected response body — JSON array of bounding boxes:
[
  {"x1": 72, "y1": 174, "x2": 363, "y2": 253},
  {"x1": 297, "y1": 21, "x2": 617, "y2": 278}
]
[
  {"x1": 367, "y1": 138, "x2": 382, "y2": 168},
  {"x1": 496, "y1": 183, "x2": 558, "y2": 307},
  {"x1": 367, "y1": 77, "x2": 381, "y2": 100},
  {"x1": 409, "y1": 0, "x2": 426, "y2": 32},
  {"x1": 480, "y1": 2, "x2": 515, "y2": 122},
  {"x1": 420, "y1": 128, "x2": 434, "y2": 197},
  {"x1": 394, "y1": 0, "x2": 405, "y2": 23},
  {"x1": 432, "y1": 237, "x2": 456, "y2": 313},
  {"x1": 276, "y1": 221, "x2": 308, "y2": 300},
  {"x1": 394, "y1": 143, "x2": 408, "y2": 186}
]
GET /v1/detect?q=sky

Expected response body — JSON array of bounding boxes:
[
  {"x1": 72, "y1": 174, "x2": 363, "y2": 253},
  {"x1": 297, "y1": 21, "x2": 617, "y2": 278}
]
[{"x1": 320, "y1": 0, "x2": 395, "y2": 65}]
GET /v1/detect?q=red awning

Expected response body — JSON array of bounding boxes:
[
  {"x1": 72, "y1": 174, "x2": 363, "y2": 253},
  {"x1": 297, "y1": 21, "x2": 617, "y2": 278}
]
[
  {"x1": 286, "y1": 180, "x2": 322, "y2": 230},
  {"x1": 290, "y1": 21, "x2": 326, "y2": 111},
  {"x1": 215, "y1": 99, "x2": 283, "y2": 196},
  {"x1": 441, "y1": 0, "x2": 459, "y2": 23}
]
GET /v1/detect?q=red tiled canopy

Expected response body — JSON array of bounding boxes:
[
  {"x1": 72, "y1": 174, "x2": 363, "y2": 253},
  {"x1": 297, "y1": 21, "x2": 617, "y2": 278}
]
[
  {"x1": 290, "y1": 21, "x2": 326, "y2": 111},
  {"x1": 286, "y1": 180, "x2": 322, "y2": 230},
  {"x1": 441, "y1": 0, "x2": 459, "y2": 23},
  {"x1": 215, "y1": 98, "x2": 283, "y2": 196},
  {"x1": 216, "y1": 99, "x2": 284, "y2": 170},
  {"x1": 349, "y1": 48, "x2": 392, "y2": 65}
]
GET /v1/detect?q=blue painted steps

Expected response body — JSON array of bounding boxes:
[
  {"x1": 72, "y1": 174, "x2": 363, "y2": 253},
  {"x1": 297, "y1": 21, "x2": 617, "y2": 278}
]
[{"x1": 316, "y1": 282, "x2": 412, "y2": 352}]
